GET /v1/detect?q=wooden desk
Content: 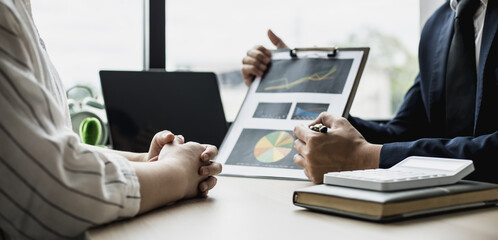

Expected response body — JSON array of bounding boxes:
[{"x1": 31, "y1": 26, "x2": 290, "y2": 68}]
[{"x1": 89, "y1": 176, "x2": 498, "y2": 240}]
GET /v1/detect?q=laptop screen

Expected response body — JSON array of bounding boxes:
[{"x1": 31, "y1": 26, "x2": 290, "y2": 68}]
[{"x1": 100, "y1": 70, "x2": 228, "y2": 152}]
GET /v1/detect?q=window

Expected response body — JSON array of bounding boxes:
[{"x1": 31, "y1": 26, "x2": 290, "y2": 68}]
[
  {"x1": 166, "y1": 0, "x2": 421, "y2": 121},
  {"x1": 32, "y1": 0, "x2": 443, "y2": 122},
  {"x1": 31, "y1": 0, "x2": 144, "y2": 99}
]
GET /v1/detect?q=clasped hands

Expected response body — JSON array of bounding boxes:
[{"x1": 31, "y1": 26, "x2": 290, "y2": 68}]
[{"x1": 145, "y1": 130, "x2": 222, "y2": 198}]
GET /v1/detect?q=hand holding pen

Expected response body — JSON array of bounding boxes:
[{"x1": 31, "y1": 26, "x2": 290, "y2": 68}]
[{"x1": 309, "y1": 123, "x2": 328, "y2": 133}]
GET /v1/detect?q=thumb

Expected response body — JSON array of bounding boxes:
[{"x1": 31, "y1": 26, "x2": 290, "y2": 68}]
[
  {"x1": 148, "y1": 156, "x2": 159, "y2": 162},
  {"x1": 309, "y1": 112, "x2": 335, "y2": 127},
  {"x1": 158, "y1": 131, "x2": 175, "y2": 146},
  {"x1": 268, "y1": 29, "x2": 288, "y2": 49},
  {"x1": 146, "y1": 131, "x2": 175, "y2": 161}
]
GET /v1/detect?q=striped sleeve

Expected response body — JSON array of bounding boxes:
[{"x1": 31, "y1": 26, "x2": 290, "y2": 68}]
[{"x1": 0, "y1": 1, "x2": 140, "y2": 239}]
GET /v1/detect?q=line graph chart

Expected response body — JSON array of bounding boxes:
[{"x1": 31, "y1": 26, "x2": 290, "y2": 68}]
[
  {"x1": 263, "y1": 66, "x2": 337, "y2": 91},
  {"x1": 256, "y1": 58, "x2": 353, "y2": 94}
]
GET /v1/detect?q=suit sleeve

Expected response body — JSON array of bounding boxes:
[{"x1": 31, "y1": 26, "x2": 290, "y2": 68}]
[
  {"x1": 380, "y1": 132, "x2": 498, "y2": 183},
  {"x1": 348, "y1": 74, "x2": 431, "y2": 144},
  {"x1": 348, "y1": 76, "x2": 498, "y2": 183}
]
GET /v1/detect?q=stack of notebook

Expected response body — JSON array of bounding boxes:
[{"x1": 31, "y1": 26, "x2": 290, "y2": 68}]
[{"x1": 293, "y1": 180, "x2": 498, "y2": 221}]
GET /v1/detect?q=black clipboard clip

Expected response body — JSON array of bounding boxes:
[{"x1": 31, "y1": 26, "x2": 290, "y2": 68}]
[{"x1": 289, "y1": 47, "x2": 338, "y2": 58}]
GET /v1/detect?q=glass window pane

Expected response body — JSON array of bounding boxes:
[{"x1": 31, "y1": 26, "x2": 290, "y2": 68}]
[
  {"x1": 31, "y1": 0, "x2": 144, "y2": 97},
  {"x1": 166, "y1": 0, "x2": 420, "y2": 121}
]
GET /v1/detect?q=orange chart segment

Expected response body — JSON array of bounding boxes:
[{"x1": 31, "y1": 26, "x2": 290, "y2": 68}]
[{"x1": 254, "y1": 131, "x2": 294, "y2": 163}]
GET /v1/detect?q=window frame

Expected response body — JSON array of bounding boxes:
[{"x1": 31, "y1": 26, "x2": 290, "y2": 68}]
[{"x1": 146, "y1": 0, "x2": 166, "y2": 69}]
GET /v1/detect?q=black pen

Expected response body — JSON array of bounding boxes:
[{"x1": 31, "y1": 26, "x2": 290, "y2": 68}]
[{"x1": 309, "y1": 123, "x2": 328, "y2": 133}]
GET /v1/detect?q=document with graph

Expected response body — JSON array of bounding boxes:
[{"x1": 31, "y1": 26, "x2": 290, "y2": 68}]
[{"x1": 217, "y1": 48, "x2": 369, "y2": 180}]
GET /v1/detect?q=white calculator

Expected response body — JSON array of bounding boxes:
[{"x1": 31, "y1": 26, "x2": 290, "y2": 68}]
[{"x1": 323, "y1": 156, "x2": 474, "y2": 191}]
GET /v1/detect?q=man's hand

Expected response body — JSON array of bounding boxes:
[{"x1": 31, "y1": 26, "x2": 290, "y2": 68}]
[
  {"x1": 292, "y1": 113, "x2": 381, "y2": 183},
  {"x1": 241, "y1": 29, "x2": 289, "y2": 86}
]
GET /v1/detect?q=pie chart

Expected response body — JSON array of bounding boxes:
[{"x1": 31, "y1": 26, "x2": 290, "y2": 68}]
[{"x1": 254, "y1": 131, "x2": 294, "y2": 163}]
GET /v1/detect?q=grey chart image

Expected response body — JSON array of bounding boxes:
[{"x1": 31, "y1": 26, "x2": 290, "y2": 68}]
[
  {"x1": 256, "y1": 58, "x2": 353, "y2": 93},
  {"x1": 225, "y1": 129, "x2": 300, "y2": 169},
  {"x1": 253, "y1": 102, "x2": 292, "y2": 119},
  {"x1": 291, "y1": 103, "x2": 329, "y2": 120}
]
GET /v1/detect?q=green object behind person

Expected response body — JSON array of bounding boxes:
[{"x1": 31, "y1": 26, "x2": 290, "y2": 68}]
[{"x1": 79, "y1": 117, "x2": 102, "y2": 145}]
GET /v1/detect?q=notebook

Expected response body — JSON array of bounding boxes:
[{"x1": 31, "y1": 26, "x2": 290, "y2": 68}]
[
  {"x1": 293, "y1": 180, "x2": 498, "y2": 222},
  {"x1": 100, "y1": 70, "x2": 228, "y2": 152}
]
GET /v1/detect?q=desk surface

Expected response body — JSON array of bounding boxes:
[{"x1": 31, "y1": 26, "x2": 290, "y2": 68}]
[{"x1": 89, "y1": 176, "x2": 498, "y2": 240}]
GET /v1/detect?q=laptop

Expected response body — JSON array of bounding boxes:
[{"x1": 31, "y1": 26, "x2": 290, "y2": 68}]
[{"x1": 100, "y1": 70, "x2": 228, "y2": 152}]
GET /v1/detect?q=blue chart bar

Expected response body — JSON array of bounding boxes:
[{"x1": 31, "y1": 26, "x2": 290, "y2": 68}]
[{"x1": 292, "y1": 103, "x2": 329, "y2": 120}]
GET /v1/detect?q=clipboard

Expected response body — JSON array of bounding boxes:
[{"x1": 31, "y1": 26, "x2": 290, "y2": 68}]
[{"x1": 217, "y1": 47, "x2": 370, "y2": 180}]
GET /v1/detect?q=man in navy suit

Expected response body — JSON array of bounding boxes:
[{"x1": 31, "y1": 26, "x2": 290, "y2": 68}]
[{"x1": 241, "y1": 0, "x2": 497, "y2": 183}]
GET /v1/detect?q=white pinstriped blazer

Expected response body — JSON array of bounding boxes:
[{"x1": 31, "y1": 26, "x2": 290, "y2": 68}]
[{"x1": 0, "y1": 0, "x2": 140, "y2": 239}]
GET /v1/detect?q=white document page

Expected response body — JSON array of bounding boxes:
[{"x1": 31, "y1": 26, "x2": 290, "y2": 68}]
[{"x1": 217, "y1": 48, "x2": 368, "y2": 180}]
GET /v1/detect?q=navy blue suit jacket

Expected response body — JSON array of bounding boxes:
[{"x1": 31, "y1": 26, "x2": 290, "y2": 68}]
[{"x1": 348, "y1": 1, "x2": 498, "y2": 183}]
